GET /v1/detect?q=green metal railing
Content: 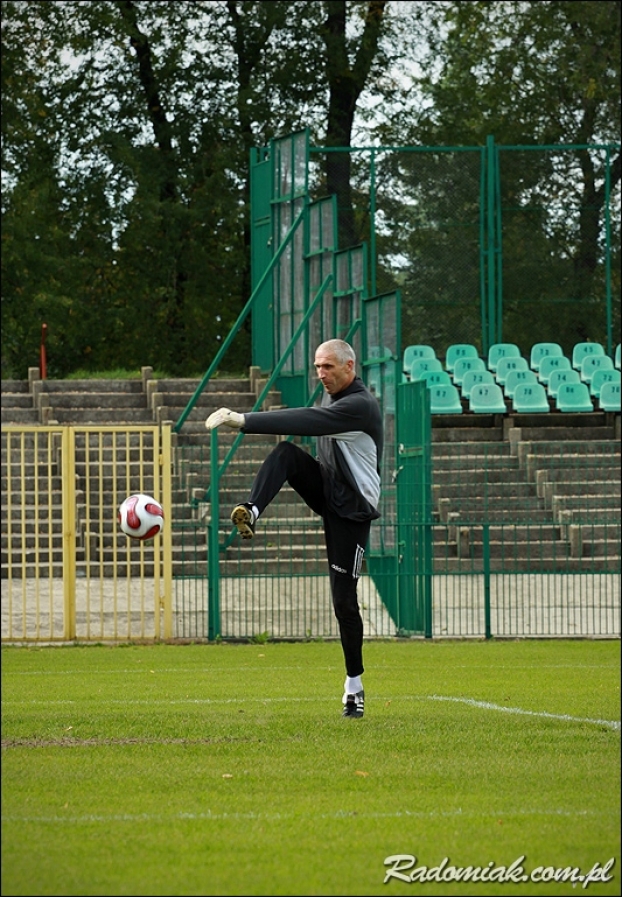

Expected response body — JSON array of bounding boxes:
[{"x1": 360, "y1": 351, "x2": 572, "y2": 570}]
[{"x1": 166, "y1": 131, "x2": 620, "y2": 644}]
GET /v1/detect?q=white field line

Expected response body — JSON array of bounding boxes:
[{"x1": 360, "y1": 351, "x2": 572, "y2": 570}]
[
  {"x1": 426, "y1": 694, "x2": 620, "y2": 730},
  {"x1": 6, "y1": 662, "x2": 618, "y2": 675},
  {"x1": 1, "y1": 806, "x2": 601, "y2": 826},
  {"x1": 2, "y1": 692, "x2": 619, "y2": 730}
]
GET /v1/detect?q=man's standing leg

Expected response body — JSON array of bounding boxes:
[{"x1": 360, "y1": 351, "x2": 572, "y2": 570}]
[{"x1": 324, "y1": 511, "x2": 370, "y2": 718}]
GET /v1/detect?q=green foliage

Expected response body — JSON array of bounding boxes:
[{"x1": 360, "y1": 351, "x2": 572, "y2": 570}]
[
  {"x1": 1, "y1": 1, "x2": 619, "y2": 378},
  {"x1": 1, "y1": 640, "x2": 620, "y2": 896}
]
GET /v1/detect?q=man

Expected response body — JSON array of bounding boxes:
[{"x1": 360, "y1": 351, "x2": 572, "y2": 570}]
[{"x1": 206, "y1": 339, "x2": 384, "y2": 719}]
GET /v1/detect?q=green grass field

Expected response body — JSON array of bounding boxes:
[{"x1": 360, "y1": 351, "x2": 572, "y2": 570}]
[{"x1": 1, "y1": 639, "x2": 620, "y2": 897}]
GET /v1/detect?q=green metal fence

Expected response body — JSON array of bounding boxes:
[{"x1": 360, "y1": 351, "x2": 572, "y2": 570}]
[
  {"x1": 3, "y1": 128, "x2": 620, "y2": 643},
  {"x1": 4, "y1": 420, "x2": 617, "y2": 643},
  {"x1": 169, "y1": 419, "x2": 620, "y2": 641},
  {"x1": 308, "y1": 135, "x2": 620, "y2": 359},
  {"x1": 165, "y1": 130, "x2": 620, "y2": 643},
  {"x1": 169, "y1": 376, "x2": 619, "y2": 641}
]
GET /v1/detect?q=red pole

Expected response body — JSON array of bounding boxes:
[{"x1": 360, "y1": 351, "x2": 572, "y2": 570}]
[{"x1": 40, "y1": 323, "x2": 48, "y2": 379}]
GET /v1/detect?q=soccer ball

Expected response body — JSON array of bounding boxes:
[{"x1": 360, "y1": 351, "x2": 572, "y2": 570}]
[{"x1": 118, "y1": 493, "x2": 164, "y2": 541}]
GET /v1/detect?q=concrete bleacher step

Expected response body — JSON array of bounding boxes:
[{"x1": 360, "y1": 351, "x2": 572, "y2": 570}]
[
  {"x1": 1, "y1": 407, "x2": 40, "y2": 424},
  {"x1": 551, "y1": 494, "x2": 621, "y2": 516},
  {"x1": 2, "y1": 372, "x2": 620, "y2": 581},
  {"x1": 0, "y1": 380, "x2": 39, "y2": 425},
  {"x1": 559, "y1": 507, "x2": 620, "y2": 525},
  {"x1": 39, "y1": 378, "x2": 153, "y2": 424},
  {"x1": 508, "y1": 417, "x2": 614, "y2": 441},
  {"x1": 153, "y1": 375, "x2": 281, "y2": 431},
  {"x1": 2, "y1": 487, "x2": 66, "y2": 506},
  {"x1": 219, "y1": 557, "x2": 328, "y2": 576},
  {"x1": 79, "y1": 476, "x2": 158, "y2": 495},
  {"x1": 513, "y1": 438, "x2": 618, "y2": 468},
  {"x1": 158, "y1": 396, "x2": 261, "y2": 413},
  {"x1": 540, "y1": 480, "x2": 621, "y2": 504},
  {"x1": 1, "y1": 393, "x2": 35, "y2": 409},
  {"x1": 432, "y1": 468, "x2": 521, "y2": 488},
  {"x1": 430, "y1": 556, "x2": 618, "y2": 573},
  {"x1": 433, "y1": 441, "x2": 515, "y2": 456},
  {"x1": 434, "y1": 482, "x2": 537, "y2": 503},
  {"x1": 439, "y1": 537, "x2": 571, "y2": 560},
  {"x1": 531, "y1": 461, "x2": 620, "y2": 482},
  {"x1": 1, "y1": 463, "x2": 62, "y2": 480},
  {"x1": 432, "y1": 423, "x2": 504, "y2": 442},
  {"x1": 51, "y1": 407, "x2": 153, "y2": 424},
  {"x1": 443, "y1": 507, "x2": 555, "y2": 524},
  {"x1": 437, "y1": 528, "x2": 616, "y2": 563}
]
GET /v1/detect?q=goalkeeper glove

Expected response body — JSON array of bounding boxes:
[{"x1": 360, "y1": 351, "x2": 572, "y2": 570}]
[{"x1": 205, "y1": 408, "x2": 245, "y2": 430}]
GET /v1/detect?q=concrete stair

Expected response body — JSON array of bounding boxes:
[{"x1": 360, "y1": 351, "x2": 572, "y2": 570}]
[
  {"x1": 2, "y1": 373, "x2": 620, "y2": 578},
  {"x1": 0, "y1": 379, "x2": 39, "y2": 424},
  {"x1": 1, "y1": 369, "x2": 288, "y2": 578},
  {"x1": 431, "y1": 421, "x2": 620, "y2": 568}
]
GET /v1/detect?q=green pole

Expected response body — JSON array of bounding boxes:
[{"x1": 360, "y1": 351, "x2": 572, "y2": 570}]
[
  {"x1": 174, "y1": 205, "x2": 306, "y2": 433},
  {"x1": 207, "y1": 427, "x2": 220, "y2": 640},
  {"x1": 604, "y1": 146, "x2": 613, "y2": 356},
  {"x1": 369, "y1": 149, "x2": 377, "y2": 296},
  {"x1": 483, "y1": 523, "x2": 491, "y2": 639},
  {"x1": 494, "y1": 143, "x2": 503, "y2": 344},
  {"x1": 486, "y1": 135, "x2": 497, "y2": 351}
]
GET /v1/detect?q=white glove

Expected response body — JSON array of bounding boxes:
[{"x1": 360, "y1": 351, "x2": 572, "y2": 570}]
[{"x1": 205, "y1": 408, "x2": 245, "y2": 430}]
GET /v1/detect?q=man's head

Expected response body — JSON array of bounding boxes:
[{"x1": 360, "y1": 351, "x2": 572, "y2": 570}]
[{"x1": 314, "y1": 340, "x2": 356, "y2": 395}]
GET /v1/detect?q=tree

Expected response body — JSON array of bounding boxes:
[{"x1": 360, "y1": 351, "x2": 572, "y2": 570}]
[
  {"x1": 321, "y1": 0, "x2": 389, "y2": 248},
  {"x1": 1, "y1": 1, "x2": 619, "y2": 377},
  {"x1": 2, "y1": 1, "x2": 323, "y2": 376},
  {"x1": 405, "y1": 0, "x2": 621, "y2": 348},
  {"x1": 2, "y1": 1, "x2": 366, "y2": 376}
]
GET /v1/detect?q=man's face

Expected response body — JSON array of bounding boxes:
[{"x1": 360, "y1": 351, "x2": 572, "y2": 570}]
[{"x1": 314, "y1": 348, "x2": 355, "y2": 395}]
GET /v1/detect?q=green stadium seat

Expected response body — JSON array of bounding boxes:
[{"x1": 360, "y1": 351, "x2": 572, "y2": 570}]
[
  {"x1": 547, "y1": 368, "x2": 581, "y2": 397},
  {"x1": 495, "y1": 355, "x2": 529, "y2": 385},
  {"x1": 590, "y1": 368, "x2": 621, "y2": 398},
  {"x1": 444, "y1": 343, "x2": 479, "y2": 373},
  {"x1": 571, "y1": 341, "x2": 605, "y2": 371},
  {"x1": 460, "y1": 369, "x2": 495, "y2": 399},
  {"x1": 368, "y1": 369, "x2": 381, "y2": 399},
  {"x1": 409, "y1": 357, "x2": 444, "y2": 381},
  {"x1": 529, "y1": 342, "x2": 564, "y2": 372},
  {"x1": 511, "y1": 382, "x2": 550, "y2": 413},
  {"x1": 555, "y1": 382, "x2": 593, "y2": 412},
  {"x1": 598, "y1": 381, "x2": 621, "y2": 412},
  {"x1": 417, "y1": 369, "x2": 452, "y2": 388},
  {"x1": 452, "y1": 356, "x2": 486, "y2": 385},
  {"x1": 503, "y1": 368, "x2": 538, "y2": 398},
  {"x1": 580, "y1": 354, "x2": 614, "y2": 384},
  {"x1": 538, "y1": 354, "x2": 571, "y2": 384},
  {"x1": 615, "y1": 343, "x2": 621, "y2": 370},
  {"x1": 369, "y1": 368, "x2": 396, "y2": 414},
  {"x1": 429, "y1": 383, "x2": 463, "y2": 414},
  {"x1": 487, "y1": 342, "x2": 521, "y2": 372},
  {"x1": 469, "y1": 382, "x2": 507, "y2": 414},
  {"x1": 402, "y1": 344, "x2": 436, "y2": 379}
]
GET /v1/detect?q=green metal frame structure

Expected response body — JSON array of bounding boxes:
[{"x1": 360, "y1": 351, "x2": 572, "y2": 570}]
[{"x1": 170, "y1": 130, "x2": 619, "y2": 641}]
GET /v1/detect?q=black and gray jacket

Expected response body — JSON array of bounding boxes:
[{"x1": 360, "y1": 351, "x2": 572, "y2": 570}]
[{"x1": 241, "y1": 376, "x2": 383, "y2": 522}]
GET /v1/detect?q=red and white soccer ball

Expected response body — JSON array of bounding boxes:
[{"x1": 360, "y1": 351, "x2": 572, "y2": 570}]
[{"x1": 118, "y1": 493, "x2": 165, "y2": 541}]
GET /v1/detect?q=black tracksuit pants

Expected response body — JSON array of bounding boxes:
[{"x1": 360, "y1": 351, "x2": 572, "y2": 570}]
[{"x1": 246, "y1": 441, "x2": 369, "y2": 677}]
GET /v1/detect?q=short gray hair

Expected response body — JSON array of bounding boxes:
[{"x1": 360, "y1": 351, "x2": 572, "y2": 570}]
[{"x1": 316, "y1": 339, "x2": 356, "y2": 365}]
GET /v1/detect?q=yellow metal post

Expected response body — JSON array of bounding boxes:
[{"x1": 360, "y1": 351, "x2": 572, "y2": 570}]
[{"x1": 62, "y1": 427, "x2": 77, "y2": 639}]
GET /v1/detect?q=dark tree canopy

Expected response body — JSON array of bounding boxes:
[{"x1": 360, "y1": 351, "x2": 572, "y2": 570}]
[{"x1": 1, "y1": 0, "x2": 619, "y2": 377}]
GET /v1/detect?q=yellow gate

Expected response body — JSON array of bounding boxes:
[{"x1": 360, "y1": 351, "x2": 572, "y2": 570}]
[{"x1": 1, "y1": 425, "x2": 173, "y2": 643}]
